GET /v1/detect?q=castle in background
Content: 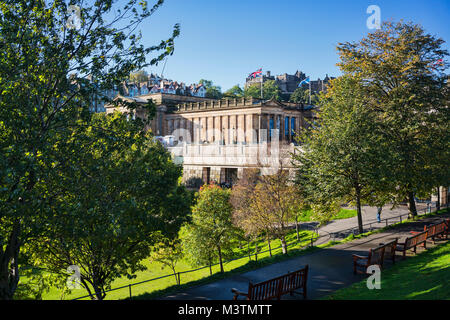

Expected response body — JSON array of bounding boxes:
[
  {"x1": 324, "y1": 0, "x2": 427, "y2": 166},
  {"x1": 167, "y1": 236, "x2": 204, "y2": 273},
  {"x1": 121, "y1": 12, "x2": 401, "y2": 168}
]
[{"x1": 245, "y1": 70, "x2": 335, "y2": 99}]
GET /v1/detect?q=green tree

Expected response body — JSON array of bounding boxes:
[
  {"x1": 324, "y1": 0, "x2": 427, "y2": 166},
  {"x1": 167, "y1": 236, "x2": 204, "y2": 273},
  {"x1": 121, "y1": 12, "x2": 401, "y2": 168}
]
[
  {"x1": 149, "y1": 235, "x2": 184, "y2": 286},
  {"x1": 336, "y1": 21, "x2": 449, "y2": 218},
  {"x1": 293, "y1": 76, "x2": 391, "y2": 233},
  {"x1": 223, "y1": 85, "x2": 244, "y2": 98},
  {"x1": 28, "y1": 112, "x2": 190, "y2": 300},
  {"x1": 290, "y1": 87, "x2": 319, "y2": 105},
  {"x1": 0, "y1": 0, "x2": 180, "y2": 299},
  {"x1": 199, "y1": 79, "x2": 222, "y2": 99},
  {"x1": 244, "y1": 80, "x2": 281, "y2": 101},
  {"x1": 129, "y1": 69, "x2": 149, "y2": 83},
  {"x1": 251, "y1": 170, "x2": 302, "y2": 254},
  {"x1": 181, "y1": 184, "x2": 235, "y2": 273}
]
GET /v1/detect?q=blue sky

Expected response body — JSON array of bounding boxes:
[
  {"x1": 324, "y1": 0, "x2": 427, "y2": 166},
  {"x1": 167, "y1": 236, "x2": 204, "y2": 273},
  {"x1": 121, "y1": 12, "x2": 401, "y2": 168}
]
[{"x1": 137, "y1": 0, "x2": 450, "y2": 91}]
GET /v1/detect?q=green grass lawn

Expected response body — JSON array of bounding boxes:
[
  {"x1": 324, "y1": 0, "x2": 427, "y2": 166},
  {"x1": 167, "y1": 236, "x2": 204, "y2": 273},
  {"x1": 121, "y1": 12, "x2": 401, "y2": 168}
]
[
  {"x1": 29, "y1": 229, "x2": 316, "y2": 300},
  {"x1": 295, "y1": 208, "x2": 357, "y2": 222},
  {"x1": 20, "y1": 208, "x2": 357, "y2": 300},
  {"x1": 325, "y1": 240, "x2": 450, "y2": 300}
]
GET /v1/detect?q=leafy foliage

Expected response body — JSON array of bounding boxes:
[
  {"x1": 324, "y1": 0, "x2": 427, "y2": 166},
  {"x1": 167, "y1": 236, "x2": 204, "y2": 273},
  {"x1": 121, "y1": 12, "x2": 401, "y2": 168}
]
[
  {"x1": 180, "y1": 184, "x2": 236, "y2": 273},
  {"x1": 336, "y1": 21, "x2": 450, "y2": 216},
  {"x1": 0, "y1": 0, "x2": 180, "y2": 299},
  {"x1": 244, "y1": 80, "x2": 281, "y2": 101},
  {"x1": 28, "y1": 112, "x2": 191, "y2": 300},
  {"x1": 293, "y1": 75, "x2": 393, "y2": 232}
]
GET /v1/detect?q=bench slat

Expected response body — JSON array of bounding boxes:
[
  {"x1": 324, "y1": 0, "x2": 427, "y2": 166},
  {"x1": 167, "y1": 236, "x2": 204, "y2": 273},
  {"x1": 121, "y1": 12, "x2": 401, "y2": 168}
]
[{"x1": 234, "y1": 266, "x2": 308, "y2": 300}]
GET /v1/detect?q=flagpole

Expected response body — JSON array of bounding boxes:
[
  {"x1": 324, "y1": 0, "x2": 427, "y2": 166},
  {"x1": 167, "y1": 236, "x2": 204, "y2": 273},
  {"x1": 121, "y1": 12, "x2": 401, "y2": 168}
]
[
  {"x1": 309, "y1": 80, "x2": 311, "y2": 105},
  {"x1": 260, "y1": 68, "x2": 263, "y2": 100}
]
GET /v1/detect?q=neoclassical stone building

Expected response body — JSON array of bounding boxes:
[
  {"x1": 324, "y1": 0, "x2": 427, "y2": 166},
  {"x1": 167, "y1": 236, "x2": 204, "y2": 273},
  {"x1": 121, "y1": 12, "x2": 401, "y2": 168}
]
[{"x1": 106, "y1": 93, "x2": 316, "y2": 186}]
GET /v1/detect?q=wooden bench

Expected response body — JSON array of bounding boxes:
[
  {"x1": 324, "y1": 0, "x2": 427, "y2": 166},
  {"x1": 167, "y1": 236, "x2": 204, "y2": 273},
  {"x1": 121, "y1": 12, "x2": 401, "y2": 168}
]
[
  {"x1": 352, "y1": 244, "x2": 386, "y2": 275},
  {"x1": 395, "y1": 230, "x2": 428, "y2": 258},
  {"x1": 426, "y1": 220, "x2": 448, "y2": 243},
  {"x1": 410, "y1": 220, "x2": 448, "y2": 244},
  {"x1": 444, "y1": 219, "x2": 450, "y2": 239},
  {"x1": 231, "y1": 265, "x2": 308, "y2": 300},
  {"x1": 378, "y1": 238, "x2": 398, "y2": 265}
]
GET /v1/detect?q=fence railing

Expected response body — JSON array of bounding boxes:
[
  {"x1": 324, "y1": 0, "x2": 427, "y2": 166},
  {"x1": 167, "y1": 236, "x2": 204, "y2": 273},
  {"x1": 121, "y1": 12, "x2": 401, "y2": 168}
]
[{"x1": 72, "y1": 203, "x2": 448, "y2": 300}]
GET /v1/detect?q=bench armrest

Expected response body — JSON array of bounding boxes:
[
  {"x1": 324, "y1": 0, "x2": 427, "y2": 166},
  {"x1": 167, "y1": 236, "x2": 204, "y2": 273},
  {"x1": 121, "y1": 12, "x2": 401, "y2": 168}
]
[
  {"x1": 397, "y1": 240, "x2": 406, "y2": 245},
  {"x1": 231, "y1": 288, "x2": 248, "y2": 300},
  {"x1": 352, "y1": 254, "x2": 368, "y2": 260}
]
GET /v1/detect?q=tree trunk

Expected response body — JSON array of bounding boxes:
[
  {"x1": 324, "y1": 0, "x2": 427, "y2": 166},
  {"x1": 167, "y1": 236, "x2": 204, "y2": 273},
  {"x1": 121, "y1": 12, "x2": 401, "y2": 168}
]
[
  {"x1": 0, "y1": 222, "x2": 21, "y2": 300},
  {"x1": 92, "y1": 284, "x2": 106, "y2": 300},
  {"x1": 408, "y1": 191, "x2": 417, "y2": 219},
  {"x1": 173, "y1": 269, "x2": 179, "y2": 285},
  {"x1": 254, "y1": 242, "x2": 258, "y2": 262},
  {"x1": 295, "y1": 217, "x2": 300, "y2": 241},
  {"x1": 280, "y1": 236, "x2": 288, "y2": 254},
  {"x1": 356, "y1": 188, "x2": 363, "y2": 234},
  {"x1": 267, "y1": 235, "x2": 272, "y2": 258},
  {"x1": 217, "y1": 245, "x2": 224, "y2": 273}
]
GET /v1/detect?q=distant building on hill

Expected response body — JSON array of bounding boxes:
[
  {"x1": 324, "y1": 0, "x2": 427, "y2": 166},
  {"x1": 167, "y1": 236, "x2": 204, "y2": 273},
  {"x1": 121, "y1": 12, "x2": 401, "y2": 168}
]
[{"x1": 245, "y1": 70, "x2": 335, "y2": 100}]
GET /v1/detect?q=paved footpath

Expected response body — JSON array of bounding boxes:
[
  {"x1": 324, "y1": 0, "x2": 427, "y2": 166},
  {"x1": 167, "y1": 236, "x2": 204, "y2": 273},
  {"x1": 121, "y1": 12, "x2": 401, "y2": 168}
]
[
  {"x1": 163, "y1": 205, "x2": 448, "y2": 300},
  {"x1": 309, "y1": 204, "x2": 428, "y2": 245}
]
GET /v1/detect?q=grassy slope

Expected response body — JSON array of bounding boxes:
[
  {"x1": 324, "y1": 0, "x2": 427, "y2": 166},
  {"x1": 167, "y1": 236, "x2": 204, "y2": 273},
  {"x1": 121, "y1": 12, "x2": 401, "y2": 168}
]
[
  {"x1": 38, "y1": 229, "x2": 316, "y2": 300},
  {"x1": 325, "y1": 240, "x2": 450, "y2": 300},
  {"x1": 296, "y1": 208, "x2": 356, "y2": 222},
  {"x1": 35, "y1": 209, "x2": 356, "y2": 300}
]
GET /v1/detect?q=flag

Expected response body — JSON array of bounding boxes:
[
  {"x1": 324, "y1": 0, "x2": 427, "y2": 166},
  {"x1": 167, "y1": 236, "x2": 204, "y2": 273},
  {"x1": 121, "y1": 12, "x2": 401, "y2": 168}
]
[
  {"x1": 248, "y1": 68, "x2": 262, "y2": 79},
  {"x1": 298, "y1": 77, "x2": 310, "y2": 87}
]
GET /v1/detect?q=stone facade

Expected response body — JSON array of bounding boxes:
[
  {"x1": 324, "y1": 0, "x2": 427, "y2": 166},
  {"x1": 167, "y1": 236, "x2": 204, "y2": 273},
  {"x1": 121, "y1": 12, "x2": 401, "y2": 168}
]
[{"x1": 105, "y1": 93, "x2": 315, "y2": 187}]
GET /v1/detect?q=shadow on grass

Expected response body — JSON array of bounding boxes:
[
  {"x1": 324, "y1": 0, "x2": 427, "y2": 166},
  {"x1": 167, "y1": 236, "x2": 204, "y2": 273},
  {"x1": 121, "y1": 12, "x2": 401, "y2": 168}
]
[
  {"x1": 127, "y1": 245, "x2": 322, "y2": 300},
  {"x1": 325, "y1": 240, "x2": 450, "y2": 300}
]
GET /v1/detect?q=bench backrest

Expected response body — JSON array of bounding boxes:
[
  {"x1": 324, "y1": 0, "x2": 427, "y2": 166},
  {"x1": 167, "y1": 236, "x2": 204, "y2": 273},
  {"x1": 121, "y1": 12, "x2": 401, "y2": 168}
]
[
  {"x1": 381, "y1": 239, "x2": 397, "y2": 253},
  {"x1": 279, "y1": 265, "x2": 308, "y2": 296},
  {"x1": 248, "y1": 266, "x2": 308, "y2": 300},
  {"x1": 426, "y1": 224, "x2": 437, "y2": 237},
  {"x1": 432, "y1": 221, "x2": 446, "y2": 235},
  {"x1": 369, "y1": 245, "x2": 385, "y2": 266},
  {"x1": 248, "y1": 277, "x2": 282, "y2": 300},
  {"x1": 405, "y1": 230, "x2": 428, "y2": 248}
]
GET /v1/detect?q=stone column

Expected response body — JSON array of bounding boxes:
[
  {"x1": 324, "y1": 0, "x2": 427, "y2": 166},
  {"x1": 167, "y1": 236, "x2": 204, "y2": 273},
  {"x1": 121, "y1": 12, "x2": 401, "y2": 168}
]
[
  {"x1": 214, "y1": 116, "x2": 221, "y2": 144},
  {"x1": 193, "y1": 117, "x2": 200, "y2": 144},
  {"x1": 186, "y1": 117, "x2": 193, "y2": 144},
  {"x1": 230, "y1": 114, "x2": 237, "y2": 144},
  {"x1": 223, "y1": 115, "x2": 229, "y2": 145},
  {"x1": 200, "y1": 117, "x2": 207, "y2": 143},
  {"x1": 238, "y1": 114, "x2": 245, "y2": 143},
  {"x1": 246, "y1": 114, "x2": 254, "y2": 144},
  {"x1": 207, "y1": 116, "x2": 214, "y2": 143}
]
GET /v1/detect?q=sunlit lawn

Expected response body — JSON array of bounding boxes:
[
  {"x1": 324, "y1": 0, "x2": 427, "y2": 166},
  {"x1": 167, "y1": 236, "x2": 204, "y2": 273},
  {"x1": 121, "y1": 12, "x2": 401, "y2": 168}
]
[
  {"x1": 35, "y1": 229, "x2": 316, "y2": 300},
  {"x1": 22, "y1": 208, "x2": 356, "y2": 300},
  {"x1": 325, "y1": 240, "x2": 450, "y2": 300},
  {"x1": 296, "y1": 208, "x2": 357, "y2": 222}
]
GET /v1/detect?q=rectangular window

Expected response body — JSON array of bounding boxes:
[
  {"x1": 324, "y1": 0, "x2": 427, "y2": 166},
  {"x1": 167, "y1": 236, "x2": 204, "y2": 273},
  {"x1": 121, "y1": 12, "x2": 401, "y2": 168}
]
[{"x1": 285, "y1": 117, "x2": 289, "y2": 136}]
